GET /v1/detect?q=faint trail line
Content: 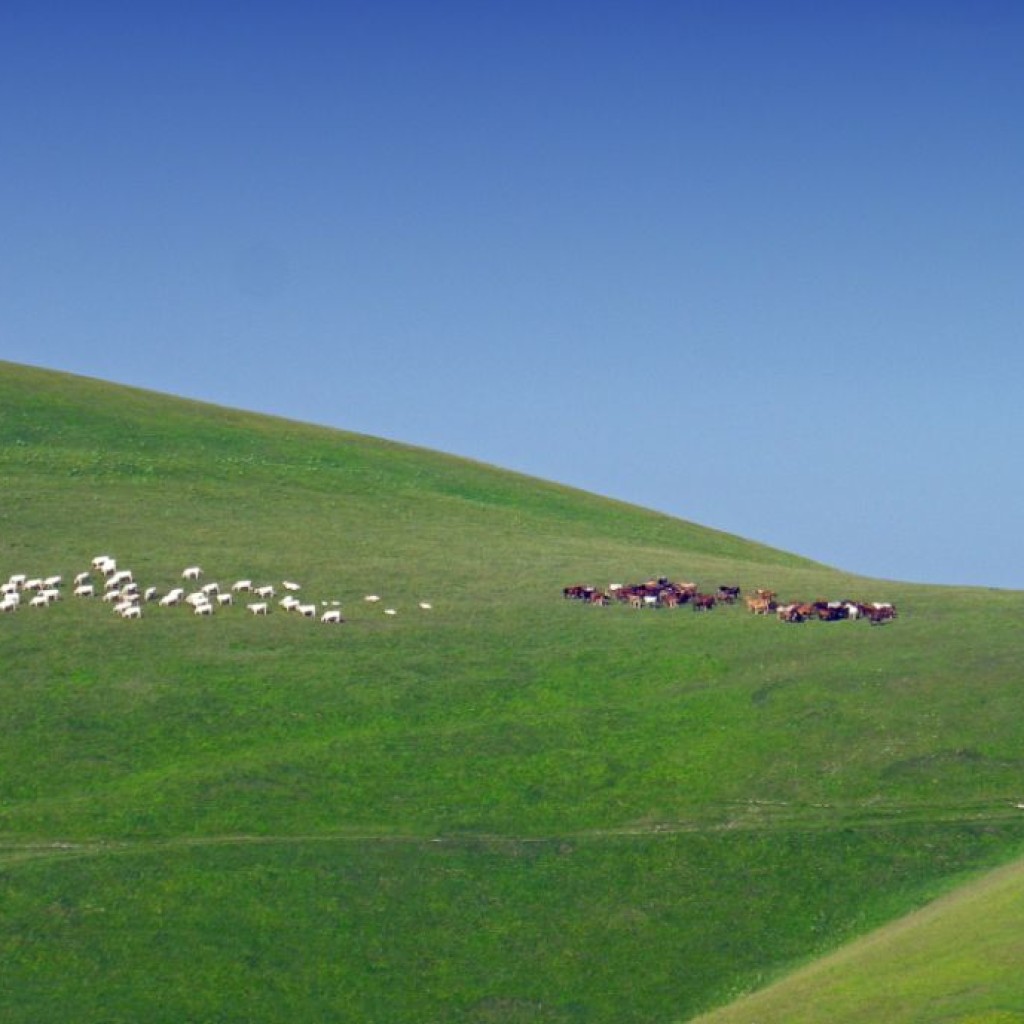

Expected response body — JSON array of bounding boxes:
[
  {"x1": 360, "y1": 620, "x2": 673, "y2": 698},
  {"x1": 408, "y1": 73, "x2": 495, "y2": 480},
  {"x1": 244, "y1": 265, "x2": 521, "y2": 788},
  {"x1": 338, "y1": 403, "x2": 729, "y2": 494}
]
[{"x1": 3, "y1": 801, "x2": 1024, "y2": 866}]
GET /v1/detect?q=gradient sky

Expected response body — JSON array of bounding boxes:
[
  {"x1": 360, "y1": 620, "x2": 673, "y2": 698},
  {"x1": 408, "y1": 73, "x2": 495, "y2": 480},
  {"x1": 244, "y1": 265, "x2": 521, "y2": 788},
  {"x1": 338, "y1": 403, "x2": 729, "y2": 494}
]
[{"x1": 3, "y1": 1, "x2": 1023, "y2": 588}]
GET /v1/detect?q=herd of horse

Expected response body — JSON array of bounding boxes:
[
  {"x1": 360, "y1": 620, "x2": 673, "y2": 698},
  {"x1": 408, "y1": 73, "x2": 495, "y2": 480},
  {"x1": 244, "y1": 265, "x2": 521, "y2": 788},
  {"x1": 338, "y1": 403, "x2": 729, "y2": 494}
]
[{"x1": 562, "y1": 578, "x2": 897, "y2": 624}]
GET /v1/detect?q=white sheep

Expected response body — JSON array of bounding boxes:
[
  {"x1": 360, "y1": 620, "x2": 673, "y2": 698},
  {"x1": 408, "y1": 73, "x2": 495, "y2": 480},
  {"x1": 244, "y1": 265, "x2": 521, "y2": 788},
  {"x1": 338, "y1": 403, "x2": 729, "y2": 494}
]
[
  {"x1": 120, "y1": 605, "x2": 142, "y2": 620},
  {"x1": 217, "y1": 593, "x2": 233, "y2": 606},
  {"x1": 73, "y1": 583, "x2": 95, "y2": 598},
  {"x1": 231, "y1": 580, "x2": 253, "y2": 592},
  {"x1": 74, "y1": 571, "x2": 91, "y2": 586},
  {"x1": 0, "y1": 596, "x2": 18, "y2": 613},
  {"x1": 279, "y1": 595, "x2": 301, "y2": 611},
  {"x1": 159, "y1": 591, "x2": 182, "y2": 607},
  {"x1": 182, "y1": 566, "x2": 203, "y2": 581},
  {"x1": 193, "y1": 601, "x2": 213, "y2": 616},
  {"x1": 364, "y1": 594, "x2": 381, "y2": 603},
  {"x1": 254, "y1": 585, "x2": 275, "y2": 599},
  {"x1": 282, "y1": 580, "x2": 301, "y2": 592},
  {"x1": 297, "y1": 603, "x2": 317, "y2": 618},
  {"x1": 247, "y1": 602, "x2": 269, "y2": 615},
  {"x1": 320, "y1": 609, "x2": 343, "y2": 624}
]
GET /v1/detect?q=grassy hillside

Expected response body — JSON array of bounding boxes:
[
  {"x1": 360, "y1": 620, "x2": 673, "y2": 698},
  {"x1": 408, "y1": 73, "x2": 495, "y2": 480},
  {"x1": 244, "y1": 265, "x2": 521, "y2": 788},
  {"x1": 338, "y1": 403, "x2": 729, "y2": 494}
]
[
  {"x1": 688, "y1": 855, "x2": 1024, "y2": 1024},
  {"x1": 2, "y1": 360, "x2": 1024, "y2": 1023}
]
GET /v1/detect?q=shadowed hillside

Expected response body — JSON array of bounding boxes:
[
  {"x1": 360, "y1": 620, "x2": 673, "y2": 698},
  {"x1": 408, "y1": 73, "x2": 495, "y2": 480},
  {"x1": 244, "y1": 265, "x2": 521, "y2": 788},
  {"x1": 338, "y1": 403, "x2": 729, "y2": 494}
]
[{"x1": 2, "y1": 360, "x2": 1023, "y2": 1023}]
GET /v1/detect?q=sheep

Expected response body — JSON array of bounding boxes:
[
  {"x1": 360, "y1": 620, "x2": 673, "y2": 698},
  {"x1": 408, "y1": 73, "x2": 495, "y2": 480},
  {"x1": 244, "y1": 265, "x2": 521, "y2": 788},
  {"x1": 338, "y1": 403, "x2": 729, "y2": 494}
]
[
  {"x1": 320, "y1": 609, "x2": 343, "y2": 624},
  {"x1": 296, "y1": 603, "x2": 317, "y2": 618},
  {"x1": 201, "y1": 582, "x2": 221, "y2": 596},
  {"x1": 185, "y1": 591, "x2": 208, "y2": 608},
  {"x1": 384, "y1": 608, "x2": 397, "y2": 616},
  {"x1": 282, "y1": 580, "x2": 301, "y2": 592},
  {"x1": 418, "y1": 601, "x2": 432, "y2": 610},
  {"x1": 159, "y1": 590, "x2": 183, "y2": 607},
  {"x1": 193, "y1": 601, "x2": 213, "y2": 616},
  {"x1": 247, "y1": 602, "x2": 269, "y2": 615},
  {"x1": 231, "y1": 580, "x2": 253, "y2": 593},
  {"x1": 91, "y1": 555, "x2": 114, "y2": 570},
  {"x1": 74, "y1": 571, "x2": 91, "y2": 586},
  {"x1": 39, "y1": 588, "x2": 61, "y2": 603},
  {"x1": 43, "y1": 575, "x2": 62, "y2": 589},
  {"x1": 0, "y1": 596, "x2": 18, "y2": 613},
  {"x1": 216, "y1": 593, "x2": 233, "y2": 606},
  {"x1": 102, "y1": 589, "x2": 122, "y2": 603},
  {"x1": 182, "y1": 566, "x2": 203, "y2": 581},
  {"x1": 254, "y1": 585, "x2": 275, "y2": 599},
  {"x1": 279, "y1": 595, "x2": 301, "y2": 612},
  {"x1": 144, "y1": 586, "x2": 159, "y2": 602},
  {"x1": 120, "y1": 605, "x2": 142, "y2": 620},
  {"x1": 7, "y1": 575, "x2": 26, "y2": 589},
  {"x1": 1, "y1": 581, "x2": 18, "y2": 596},
  {"x1": 29, "y1": 594, "x2": 52, "y2": 608}
]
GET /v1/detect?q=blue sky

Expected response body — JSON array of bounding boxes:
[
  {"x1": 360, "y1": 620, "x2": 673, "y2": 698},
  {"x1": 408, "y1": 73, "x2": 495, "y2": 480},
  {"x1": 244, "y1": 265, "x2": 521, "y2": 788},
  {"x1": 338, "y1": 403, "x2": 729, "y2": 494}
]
[{"x1": 3, "y1": 2, "x2": 1023, "y2": 587}]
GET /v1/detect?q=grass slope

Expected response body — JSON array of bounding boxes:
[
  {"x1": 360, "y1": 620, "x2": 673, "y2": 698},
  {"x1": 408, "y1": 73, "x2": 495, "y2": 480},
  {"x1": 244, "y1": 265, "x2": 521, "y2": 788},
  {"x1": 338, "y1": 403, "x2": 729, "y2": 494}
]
[
  {"x1": 687, "y1": 854, "x2": 1024, "y2": 1024},
  {"x1": 2, "y1": 360, "x2": 1024, "y2": 1023}
]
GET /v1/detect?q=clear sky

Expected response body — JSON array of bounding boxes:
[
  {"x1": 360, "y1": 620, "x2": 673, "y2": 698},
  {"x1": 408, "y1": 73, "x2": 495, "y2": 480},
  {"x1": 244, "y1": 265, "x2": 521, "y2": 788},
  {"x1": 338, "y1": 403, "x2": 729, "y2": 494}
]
[{"x1": 3, "y1": 1, "x2": 1023, "y2": 588}]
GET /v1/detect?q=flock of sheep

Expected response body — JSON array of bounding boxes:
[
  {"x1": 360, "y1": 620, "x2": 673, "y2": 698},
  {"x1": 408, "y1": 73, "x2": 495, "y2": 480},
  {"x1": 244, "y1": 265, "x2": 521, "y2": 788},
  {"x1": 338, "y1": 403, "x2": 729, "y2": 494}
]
[{"x1": 1, "y1": 554, "x2": 433, "y2": 625}]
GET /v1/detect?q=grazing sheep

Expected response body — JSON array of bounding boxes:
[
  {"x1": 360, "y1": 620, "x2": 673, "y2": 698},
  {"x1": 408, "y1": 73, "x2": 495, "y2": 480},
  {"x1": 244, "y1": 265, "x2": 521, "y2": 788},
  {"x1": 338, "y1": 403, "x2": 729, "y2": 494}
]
[
  {"x1": 320, "y1": 609, "x2": 343, "y2": 624},
  {"x1": 217, "y1": 593, "x2": 233, "y2": 606},
  {"x1": 159, "y1": 591, "x2": 182, "y2": 607},
  {"x1": 279, "y1": 595, "x2": 301, "y2": 611},
  {"x1": 144, "y1": 586, "x2": 159, "y2": 602},
  {"x1": 29, "y1": 594, "x2": 52, "y2": 608},
  {"x1": 120, "y1": 605, "x2": 142, "y2": 620},
  {"x1": 282, "y1": 580, "x2": 301, "y2": 592},
  {"x1": 74, "y1": 571, "x2": 91, "y2": 586},
  {"x1": 193, "y1": 601, "x2": 213, "y2": 616},
  {"x1": 247, "y1": 602, "x2": 269, "y2": 615},
  {"x1": 254, "y1": 585, "x2": 275, "y2": 599},
  {"x1": 418, "y1": 601, "x2": 432, "y2": 610},
  {"x1": 231, "y1": 580, "x2": 253, "y2": 593},
  {"x1": 364, "y1": 595, "x2": 381, "y2": 603},
  {"x1": 182, "y1": 566, "x2": 203, "y2": 581},
  {"x1": 384, "y1": 608, "x2": 397, "y2": 616},
  {"x1": 296, "y1": 603, "x2": 317, "y2": 618},
  {"x1": 0, "y1": 596, "x2": 19, "y2": 613}
]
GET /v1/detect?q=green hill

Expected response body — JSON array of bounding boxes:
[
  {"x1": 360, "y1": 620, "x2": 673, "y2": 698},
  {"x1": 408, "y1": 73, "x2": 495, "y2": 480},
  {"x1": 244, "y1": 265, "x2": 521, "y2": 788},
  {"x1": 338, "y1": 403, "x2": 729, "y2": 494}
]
[{"x1": 2, "y1": 360, "x2": 1023, "y2": 1023}]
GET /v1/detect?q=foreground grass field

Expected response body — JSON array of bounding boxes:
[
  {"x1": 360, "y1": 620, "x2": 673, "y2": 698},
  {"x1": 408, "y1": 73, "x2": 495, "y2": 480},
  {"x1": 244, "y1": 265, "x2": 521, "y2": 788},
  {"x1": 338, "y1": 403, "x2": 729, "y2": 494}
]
[
  {"x1": 2, "y1": 360, "x2": 1024, "y2": 1022},
  {"x1": 689, "y1": 855, "x2": 1024, "y2": 1024}
]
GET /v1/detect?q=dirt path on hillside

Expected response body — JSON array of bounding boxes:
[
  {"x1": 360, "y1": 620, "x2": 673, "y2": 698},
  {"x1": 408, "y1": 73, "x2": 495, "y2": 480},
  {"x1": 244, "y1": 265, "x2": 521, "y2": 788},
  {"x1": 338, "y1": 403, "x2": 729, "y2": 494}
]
[{"x1": 3, "y1": 798, "x2": 1024, "y2": 868}]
